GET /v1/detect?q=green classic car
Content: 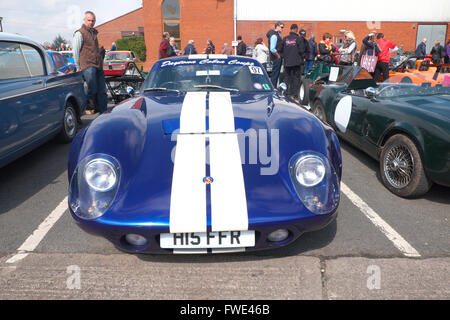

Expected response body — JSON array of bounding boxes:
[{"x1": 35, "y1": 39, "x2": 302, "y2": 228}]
[{"x1": 308, "y1": 65, "x2": 450, "y2": 198}]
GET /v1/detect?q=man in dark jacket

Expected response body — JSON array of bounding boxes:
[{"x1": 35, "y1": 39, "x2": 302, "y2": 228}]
[
  {"x1": 305, "y1": 34, "x2": 318, "y2": 73},
  {"x1": 298, "y1": 29, "x2": 310, "y2": 75},
  {"x1": 236, "y1": 36, "x2": 247, "y2": 56},
  {"x1": 415, "y1": 38, "x2": 427, "y2": 58},
  {"x1": 267, "y1": 21, "x2": 284, "y2": 86},
  {"x1": 183, "y1": 40, "x2": 197, "y2": 55},
  {"x1": 281, "y1": 24, "x2": 307, "y2": 99}
]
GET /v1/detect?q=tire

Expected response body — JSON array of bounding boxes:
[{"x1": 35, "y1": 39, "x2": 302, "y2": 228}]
[
  {"x1": 312, "y1": 99, "x2": 326, "y2": 123},
  {"x1": 380, "y1": 134, "x2": 432, "y2": 198},
  {"x1": 58, "y1": 101, "x2": 79, "y2": 143},
  {"x1": 299, "y1": 78, "x2": 311, "y2": 105}
]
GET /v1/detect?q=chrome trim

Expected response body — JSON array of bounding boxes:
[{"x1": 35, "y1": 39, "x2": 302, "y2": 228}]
[{"x1": 0, "y1": 80, "x2": 83, "y2": 102}]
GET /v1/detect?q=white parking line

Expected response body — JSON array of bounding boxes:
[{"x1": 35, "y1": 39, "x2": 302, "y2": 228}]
[
  {"x1": 341, "y1": 183, "x2": 421, "y2": 258},
  {"x1": 6, "y1": 197, "x2": 68, "y2": 264}
]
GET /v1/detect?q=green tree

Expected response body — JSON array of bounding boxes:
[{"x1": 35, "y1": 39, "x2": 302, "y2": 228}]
[
  {"x1": 51, "y1": 34, "x2": 68, "y2": 50},
  {"x1": 116, "y1": 36, "x2": 146, "y2": 62}
]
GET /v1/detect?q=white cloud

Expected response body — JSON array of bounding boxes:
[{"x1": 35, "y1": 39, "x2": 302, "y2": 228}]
[{"x1": 0, "y1": 0, "x2": 142, "y2": 44}]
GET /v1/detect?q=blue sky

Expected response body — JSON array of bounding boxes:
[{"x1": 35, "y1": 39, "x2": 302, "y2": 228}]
[{"x1": 0, "y1": 0, "x2": 142, "y2": 45}]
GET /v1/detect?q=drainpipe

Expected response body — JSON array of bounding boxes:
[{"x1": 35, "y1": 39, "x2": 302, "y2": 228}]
[{"x1": 234, "y1": 0, "x2": 237, "y2": 55}]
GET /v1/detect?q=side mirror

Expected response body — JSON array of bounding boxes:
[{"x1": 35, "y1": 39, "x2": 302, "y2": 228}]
[
  {"x1": 278, "y1": 82, "x2": 287, "y2": 95},
  {"x1": 365, "y1": 87, "x2": 377, "y2": 99},
  {"x1": 126, "y1": 86, "x2": 135, "y2": 97}
]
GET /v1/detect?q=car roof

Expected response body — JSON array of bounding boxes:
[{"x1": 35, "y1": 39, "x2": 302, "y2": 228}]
[{"x1": 0, "y1": 32, "x2": 43, "y2": 49}]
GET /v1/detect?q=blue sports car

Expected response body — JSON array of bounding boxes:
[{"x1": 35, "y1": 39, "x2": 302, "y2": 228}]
[{"x1": 68, "y1": 55, "x2": 342, "y2": 254}]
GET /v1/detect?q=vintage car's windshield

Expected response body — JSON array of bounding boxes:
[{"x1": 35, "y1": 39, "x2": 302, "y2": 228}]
[
  {"x1": 377, "y1": 83, "x2": 450, "y2": 98},
  {"x1": 144, "y1": 57, "x2": 274, "y2": 92},
  {"x1": 105, "y1": 53, "x2": 131, "y2": 61}
]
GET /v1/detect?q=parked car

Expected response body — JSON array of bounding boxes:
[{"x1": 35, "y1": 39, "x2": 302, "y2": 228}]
[
  {"x1": 46, "y1": 50, "x2": 76, "y2": 74},
  {"x1": 386, "y1": 56, "x2": 449, "y2": 86},
  {"x1": 103, "y1": 50, "x2": 143, "y2": 76},
  {"x1": 68, "y1": 55, "x2": 342, "y2": 254},
  {"x1": 308, "y1": 65, "x2": 450, "y2": 198},
  {"x1": 60, "y1": 50, "x2": 74, "y2": 64},
  {"x1": 0, "y1": 33, "x2": 86, "y2": 168}
]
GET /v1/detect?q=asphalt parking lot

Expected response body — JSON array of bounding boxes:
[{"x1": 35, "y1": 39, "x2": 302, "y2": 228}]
[{"x1": 0, "y1": 113, "x2": 449, "y2": 300}]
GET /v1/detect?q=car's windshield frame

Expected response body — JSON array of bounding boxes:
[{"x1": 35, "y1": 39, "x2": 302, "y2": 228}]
[{"x1": 143, "y1": 56, "x2": 274, "y2": 93}]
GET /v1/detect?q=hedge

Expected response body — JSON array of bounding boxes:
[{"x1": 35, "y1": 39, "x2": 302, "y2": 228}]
[{"x1": 116, "y1": 36, "x2": 146, "y2": 62}]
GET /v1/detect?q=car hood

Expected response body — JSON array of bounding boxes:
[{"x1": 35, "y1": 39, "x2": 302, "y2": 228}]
[
  {"x1": 75, "y1": 91, "x2": 339, "y2": 232},
  {"x1": 389, "y1": 94, "x2": 450, "y2": 120}
]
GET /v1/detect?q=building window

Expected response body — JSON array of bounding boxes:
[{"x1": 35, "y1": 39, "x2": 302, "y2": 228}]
[{"x1": 162, "y1": 0, "x2": 181, "y2": 50}]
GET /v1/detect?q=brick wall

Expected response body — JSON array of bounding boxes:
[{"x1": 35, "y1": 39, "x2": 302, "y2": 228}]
[
  {"x1": 96, "y1": 8, "x2": 144, "y2": 51},
  {"x1": 143, "y1": 0, "x2": 234, "y2": 70},
  {"x1": 98, "y1": 1, "x2": 450, "y2": 71}
]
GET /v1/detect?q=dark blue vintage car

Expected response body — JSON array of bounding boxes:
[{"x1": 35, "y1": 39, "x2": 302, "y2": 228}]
[
  {"x1": 0, "y1": 33, "x2": 86, "y2": 168},
  {"x1": 68, "y1": 55, "x2": 342, "y2": 254}
]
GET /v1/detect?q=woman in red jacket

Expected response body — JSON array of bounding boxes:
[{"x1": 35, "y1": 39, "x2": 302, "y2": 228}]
[{"x1": 375, "y1": 33, "x2": 397, "y2": 82}]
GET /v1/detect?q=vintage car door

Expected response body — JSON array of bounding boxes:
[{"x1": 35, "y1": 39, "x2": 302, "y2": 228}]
[
  {"x1": 332, "y1": 90, "x2": 372, "y2": 149},
  {"x1": 0, "y1": 41, "x2": 55, "y2": 159}
]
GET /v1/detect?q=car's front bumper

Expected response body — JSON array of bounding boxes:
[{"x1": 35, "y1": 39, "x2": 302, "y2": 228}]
[{"x1": 70, "y1": 209, "x2": 338, "y2": 254}]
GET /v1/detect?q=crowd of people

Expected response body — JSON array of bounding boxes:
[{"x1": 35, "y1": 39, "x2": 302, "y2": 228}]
[
  {"x1": 42, "y1": 42, "x2": 72, "y2": 51},
  {"x1": 158, "y1": 24, "x2": 450, "y2": 100}
]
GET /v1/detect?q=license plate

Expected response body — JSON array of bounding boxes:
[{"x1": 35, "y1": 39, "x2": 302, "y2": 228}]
[{"x1": 160, "y1": 231, "x2": 255, "y2": 249}]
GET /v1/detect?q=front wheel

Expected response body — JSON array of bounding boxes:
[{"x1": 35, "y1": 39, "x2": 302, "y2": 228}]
[
  {"x1": 58, "y1": 101, "x2": 79, "y2": 143},
  {"x1": 312, "y1": 99, "x2": 326, "y2": 123},
  {"x1": 380, "y1": 134, "x2": 432, "y2": 198},
  {"x1": 299, "y1": 78, "x2": 311, "y2": 105}
]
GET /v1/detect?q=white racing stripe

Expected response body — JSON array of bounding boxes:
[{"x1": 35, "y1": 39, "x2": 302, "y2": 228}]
[
  {"x1": 341, "y1": 182, "x2": 421, "y2": 258},
  {"x1": 209, "y1": 92, "x2": 249, "y2": 232},
  {"x1": 170, "y1": 92, "x2": 208, "y2": 233},
  {"x1": 169, "y1": 92, "x2": 249, "y2": 237},
  {"x1": 6, "y1": 197, "x2": 68, "y2": 264}
]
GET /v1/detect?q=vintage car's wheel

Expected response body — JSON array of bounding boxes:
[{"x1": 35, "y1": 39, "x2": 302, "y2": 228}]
[
  {"x1": 380, "y1": 134, "x2": 432, "y2": 198},
  {"x1": 58, "y1": 101, "x2": 79, "y2": 143},
  {"x1": 299, "y1": 78, "x2": 311, "y2": 105},
  {"x1": 312, "y1": 100, "x2": 326, "y2": 123}
]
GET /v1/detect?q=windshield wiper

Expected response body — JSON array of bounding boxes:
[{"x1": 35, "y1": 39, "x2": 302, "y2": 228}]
[
  {"x1": 144, "y1": 87, "x2": 181, "y2": 94},
  {"x1": 194, "y1": 85, "x2": 239, "y2": 92}
]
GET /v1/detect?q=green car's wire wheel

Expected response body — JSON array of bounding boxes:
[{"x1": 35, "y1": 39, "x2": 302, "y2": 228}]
[
  {"x1": 312, "y1": 99, "x2": 326, "y2": 123},
  {"x1": 380, "y1": 134, "x2": 432, "y2": 198},
  {"x1": 383, "y1": 144, "x2": 414, "y2": 189}
]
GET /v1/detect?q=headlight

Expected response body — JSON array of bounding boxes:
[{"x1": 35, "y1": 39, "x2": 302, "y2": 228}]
[
  {"x1": 69, "y1": 154, "x2": 121, "y2": 220},
  {"x1": 84, "y1": 159, "x2": 117, "y2": 192},
  {"x1": 295, "y1": 156, "x2": 326, "y2": 187},
  {"x1": 289, "y1": 151, "x2": 340, "y2": 215}
]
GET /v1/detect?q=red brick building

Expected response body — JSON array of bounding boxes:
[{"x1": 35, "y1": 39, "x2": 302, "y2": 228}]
[{"x1": 96, "y1": 0, "x2": 450, "y2": 70}]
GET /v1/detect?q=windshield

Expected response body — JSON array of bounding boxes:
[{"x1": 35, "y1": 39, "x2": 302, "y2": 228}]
[
  {"x1": 61, "y1": 52, "x2": 73, "y2": 58},
  {"x1": 144, "y1": 58, "x2": 273, "y2": 92},
  {"x1": 105, "y1": 53, "x2": 131, "y2": 61},
  {"x1": 377, "y1": 83, "x2": 450, "y2": 98}
]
